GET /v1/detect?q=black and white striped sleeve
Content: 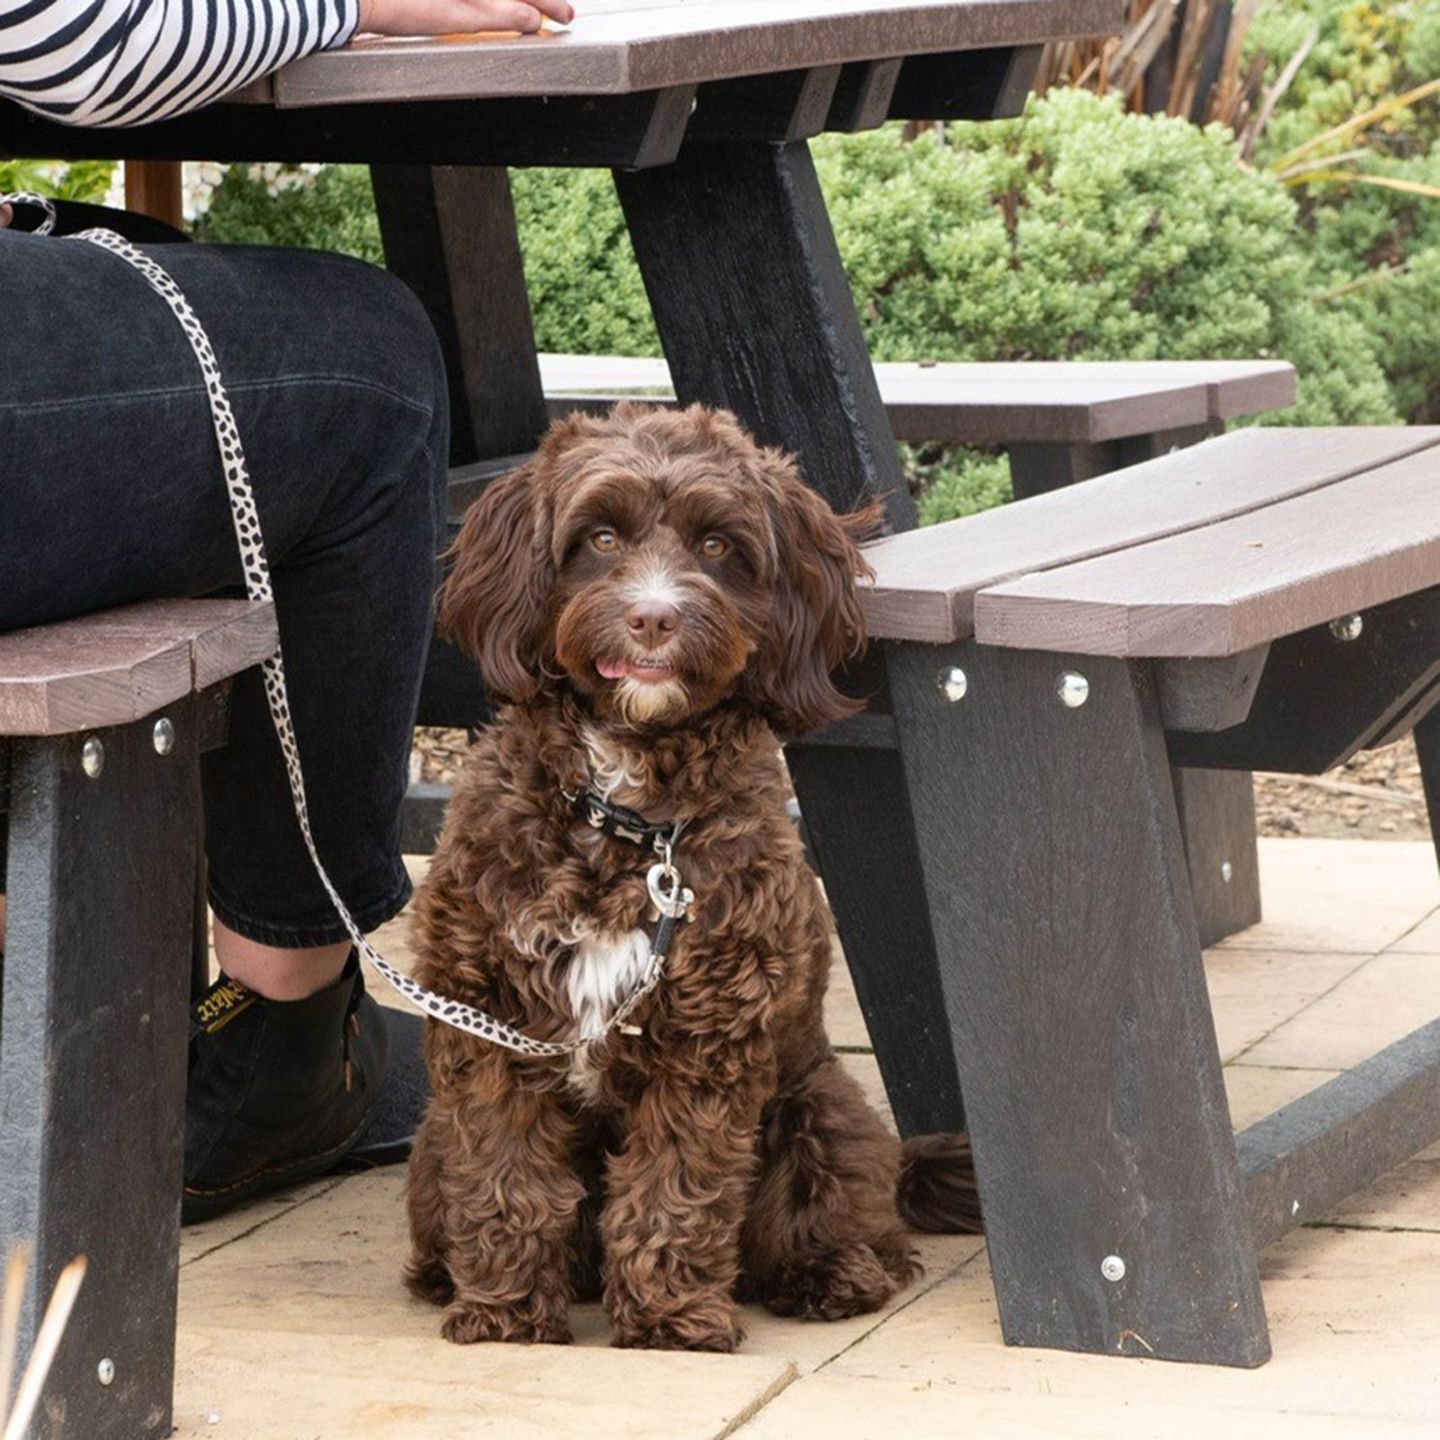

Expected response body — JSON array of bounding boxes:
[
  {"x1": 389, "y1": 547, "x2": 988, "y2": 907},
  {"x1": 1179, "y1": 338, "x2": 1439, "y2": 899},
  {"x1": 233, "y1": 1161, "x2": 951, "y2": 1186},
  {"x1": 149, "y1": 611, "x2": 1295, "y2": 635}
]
[{"x1": 0, "y1": 0, "x2": 361, "y2": 127}]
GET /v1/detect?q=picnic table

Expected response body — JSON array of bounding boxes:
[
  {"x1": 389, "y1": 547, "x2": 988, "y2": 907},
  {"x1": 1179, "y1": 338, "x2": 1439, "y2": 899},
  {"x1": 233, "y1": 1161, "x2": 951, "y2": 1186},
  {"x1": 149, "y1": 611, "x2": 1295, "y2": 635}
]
[{"x1": 2, "y1": 2, "x2": 1129, "y2": 1430}]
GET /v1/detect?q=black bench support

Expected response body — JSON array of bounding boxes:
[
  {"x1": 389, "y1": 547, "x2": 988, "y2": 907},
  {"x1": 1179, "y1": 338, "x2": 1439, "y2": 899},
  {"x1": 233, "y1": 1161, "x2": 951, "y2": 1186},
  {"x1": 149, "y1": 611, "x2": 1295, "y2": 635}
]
[
  {"x1": 1238, "y1": 1017, "x2": 1440, "y2": 1250},
  {"x1": 1011, "y1": 420, "x2": 1262, "y2": 947},
  {"x1": 1, "y1": 701, "x2": 200, "y2": 1439},
  {"x1": 883, "y1": 638, "x2": 1270, "y2": 1366}
]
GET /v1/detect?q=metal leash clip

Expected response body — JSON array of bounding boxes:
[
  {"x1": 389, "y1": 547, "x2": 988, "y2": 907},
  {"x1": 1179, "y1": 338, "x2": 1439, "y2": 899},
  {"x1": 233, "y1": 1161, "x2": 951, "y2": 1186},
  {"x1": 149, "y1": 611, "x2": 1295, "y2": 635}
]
[{"x1": 616, "y1": 841, "x2": 695, "y2": 1038}]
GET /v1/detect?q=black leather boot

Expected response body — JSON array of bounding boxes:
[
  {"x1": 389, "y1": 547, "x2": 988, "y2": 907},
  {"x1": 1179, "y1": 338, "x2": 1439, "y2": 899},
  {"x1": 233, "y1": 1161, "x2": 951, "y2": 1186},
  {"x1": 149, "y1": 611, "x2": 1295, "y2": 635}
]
[{"x1": 183, "y1": 951, "x2": 389, "y2": 1223}]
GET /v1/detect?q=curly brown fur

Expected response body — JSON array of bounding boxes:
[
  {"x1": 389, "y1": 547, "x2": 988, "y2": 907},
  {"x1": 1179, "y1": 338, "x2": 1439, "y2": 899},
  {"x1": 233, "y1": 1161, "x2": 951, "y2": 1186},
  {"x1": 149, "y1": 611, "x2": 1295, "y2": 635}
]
[{"x1": 407, "y1": 404, "x2": 979, "y2": 1352}]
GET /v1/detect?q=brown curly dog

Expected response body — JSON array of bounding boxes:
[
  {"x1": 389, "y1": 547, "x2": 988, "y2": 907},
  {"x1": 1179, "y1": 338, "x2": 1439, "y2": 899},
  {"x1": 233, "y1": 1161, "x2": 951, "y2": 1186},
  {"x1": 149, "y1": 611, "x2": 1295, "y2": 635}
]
[{"x1": 406, "y1": 402, "x2": 980, "y2": 1352}]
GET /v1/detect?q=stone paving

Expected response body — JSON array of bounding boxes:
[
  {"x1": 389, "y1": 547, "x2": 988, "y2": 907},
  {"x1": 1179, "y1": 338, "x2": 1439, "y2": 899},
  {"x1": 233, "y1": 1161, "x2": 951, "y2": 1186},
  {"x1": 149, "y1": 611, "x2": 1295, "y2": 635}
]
[{"x1": 175, "y1": 838, "x2": 1440, "y2": 1439}]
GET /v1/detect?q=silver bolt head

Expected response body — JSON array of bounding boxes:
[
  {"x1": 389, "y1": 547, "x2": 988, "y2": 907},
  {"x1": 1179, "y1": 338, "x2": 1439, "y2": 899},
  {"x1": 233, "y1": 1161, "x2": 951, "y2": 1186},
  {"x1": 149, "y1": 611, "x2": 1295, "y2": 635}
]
[
  {"x1": 81, "y1": 737, "x2": 105, "y2": 779},
  {"x1": 1220, "y1": 860, "x2": 1234, "y2": 884},
  {"x1": 1057, "y1": 672, "x2": 1090, "y2": 708},
  {"x1": 153, "y1": 717, "x2": 176, "y2": 756},
  {"x1": 97, "y1": 1357, "x2": 115, "y2": 1386},
  {"x1": 938, "y1": 666, "x2": 968, "y2": 703},
  {"x1": 1101, "y1": 1254, "x2": 1126, "y2": 1283},
  {"x1": 1329, "y1": 613, "x2": 1363, "y2": 642}
]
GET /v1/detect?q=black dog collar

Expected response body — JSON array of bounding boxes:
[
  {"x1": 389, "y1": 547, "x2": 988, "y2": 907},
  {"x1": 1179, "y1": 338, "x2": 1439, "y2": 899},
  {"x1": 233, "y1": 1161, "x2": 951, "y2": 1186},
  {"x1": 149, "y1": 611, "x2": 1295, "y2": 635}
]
[{"x1": 566, "y1": 787, "x2": 679, "y2": 851}]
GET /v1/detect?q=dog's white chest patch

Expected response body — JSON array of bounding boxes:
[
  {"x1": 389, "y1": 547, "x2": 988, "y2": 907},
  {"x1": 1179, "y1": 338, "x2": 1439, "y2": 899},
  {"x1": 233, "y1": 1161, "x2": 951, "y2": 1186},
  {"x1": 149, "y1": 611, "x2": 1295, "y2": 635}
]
[{"x1": 564, "y1": 928, "x2": 651, "y2": 1102}]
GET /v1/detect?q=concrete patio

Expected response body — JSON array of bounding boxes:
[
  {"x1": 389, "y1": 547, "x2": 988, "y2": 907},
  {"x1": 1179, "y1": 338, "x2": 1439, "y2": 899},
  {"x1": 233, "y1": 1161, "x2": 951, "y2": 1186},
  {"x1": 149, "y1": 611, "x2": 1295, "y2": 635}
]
[{"x1": 173, "y1": 836, "x2": 1440, "y2": 1439}]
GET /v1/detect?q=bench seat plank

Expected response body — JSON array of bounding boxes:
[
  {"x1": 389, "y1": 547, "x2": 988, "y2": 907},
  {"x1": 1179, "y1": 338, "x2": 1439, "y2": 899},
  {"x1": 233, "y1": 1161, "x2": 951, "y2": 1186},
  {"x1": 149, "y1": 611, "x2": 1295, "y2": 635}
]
[
  {"x1": 540, "y1": 355, "x2": 1297, "y2": 443},
  {"x1": 974, "y1": 447, "x2": 1440, "y2": 657},
  {"x1": 261, "y1": 0, "x2": 1122, "y2": 108},
  {"x1": 859, "y1": 428, "x2": 1440, "y2": 643},
  {"x1": 0, "y1": 599, "x2": 278, "y2": 736}
]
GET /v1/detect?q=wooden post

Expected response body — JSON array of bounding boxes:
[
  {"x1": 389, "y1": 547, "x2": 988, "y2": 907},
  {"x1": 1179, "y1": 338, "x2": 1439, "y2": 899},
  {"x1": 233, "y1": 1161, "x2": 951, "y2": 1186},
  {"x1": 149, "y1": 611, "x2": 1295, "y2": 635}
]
[{"x1": 123, "y1": 160, "x2": 184, "y2": 229}]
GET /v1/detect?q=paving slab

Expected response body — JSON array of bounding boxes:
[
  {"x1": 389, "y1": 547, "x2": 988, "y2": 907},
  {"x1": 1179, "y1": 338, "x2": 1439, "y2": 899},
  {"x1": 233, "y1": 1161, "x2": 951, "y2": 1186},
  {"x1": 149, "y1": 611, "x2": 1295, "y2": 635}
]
[
  {"x1": 1222, "y1": 1063, "x2": 1343, "y2": 1130},
  {"x1": 174, "y1": 1326, "x2": 796, "y2": 1440},
  {"x1": 729, "y1": 1370, "x2": 1429, "y2": 1440},
  {"x1": 1389, "y1": 907, "x2": 1440, "y2": 954},
  {"x1": 1238, "y1": 949, "x2": 1440, "y2": 1070},
  {"x1": 1204, "y1": 949, "x2": 1371, "y2": 1062},
  {"x1": 813, "y1": 1228, "x2": 1440, "y2": 1430},
  {"x1": 1217, "y1": 839, "x2": 1439, "y2": 954}
]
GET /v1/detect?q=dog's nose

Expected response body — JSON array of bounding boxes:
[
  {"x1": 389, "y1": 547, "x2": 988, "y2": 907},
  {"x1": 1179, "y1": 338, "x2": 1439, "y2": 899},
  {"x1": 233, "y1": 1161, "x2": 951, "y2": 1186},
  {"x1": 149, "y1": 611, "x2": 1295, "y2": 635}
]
[{"x1": 625, "y1": 599, "x2": 680, "y2": 649}]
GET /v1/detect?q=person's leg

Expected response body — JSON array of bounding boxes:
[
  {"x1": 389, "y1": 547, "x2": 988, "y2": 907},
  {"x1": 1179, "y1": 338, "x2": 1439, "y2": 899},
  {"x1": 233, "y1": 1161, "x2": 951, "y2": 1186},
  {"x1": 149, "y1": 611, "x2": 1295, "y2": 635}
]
[{"x1": 0, "y1": 226, "x2": 449, "y2": 1212}]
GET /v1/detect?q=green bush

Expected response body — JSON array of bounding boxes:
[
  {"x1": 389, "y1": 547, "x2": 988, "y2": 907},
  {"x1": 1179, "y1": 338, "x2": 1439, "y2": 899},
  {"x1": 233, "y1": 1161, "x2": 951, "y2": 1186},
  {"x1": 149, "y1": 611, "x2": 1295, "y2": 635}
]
[
  {"x1": 0, "y1": 158, "x2": 114, "y2": 202},
  {"x1": 193, "y1": 90, "x2": 1403, "y2": 521}
]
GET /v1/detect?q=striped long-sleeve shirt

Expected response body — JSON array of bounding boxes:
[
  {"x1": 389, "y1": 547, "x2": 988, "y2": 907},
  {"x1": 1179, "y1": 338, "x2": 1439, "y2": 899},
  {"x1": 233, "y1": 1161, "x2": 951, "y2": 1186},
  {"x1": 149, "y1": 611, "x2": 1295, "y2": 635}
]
[{"x1": 0, "y1": 0, "x2": 360, "y2": 127}]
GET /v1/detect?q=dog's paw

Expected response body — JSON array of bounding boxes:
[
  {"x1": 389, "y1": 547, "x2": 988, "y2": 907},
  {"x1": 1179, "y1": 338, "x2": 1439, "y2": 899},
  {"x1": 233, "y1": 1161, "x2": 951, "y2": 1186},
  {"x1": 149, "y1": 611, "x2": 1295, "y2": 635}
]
[
  {"x1": 404, "y1": 1256, "x2": 455, "y2": 1307},
  {"x1": 612, "y1": 1304, "x2": 744, "y2": 1353},
  {"x1": 441, "y1": 1302, "x2": 572, "y2": 1346},
  {"x1": 764, "y1": 1244, "x2": 900, "y2": 1321}
]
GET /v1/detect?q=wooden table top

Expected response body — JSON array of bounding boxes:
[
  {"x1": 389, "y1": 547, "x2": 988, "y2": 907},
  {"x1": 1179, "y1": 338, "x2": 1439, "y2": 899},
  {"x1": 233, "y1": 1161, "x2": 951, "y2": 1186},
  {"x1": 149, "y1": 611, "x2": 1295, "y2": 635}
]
[
  {"x1": 541, "y1": 354, "x2": 1298, "y2": 444},
  {"x1": 243, "y1": 0, "x2": 1121, "y2": 108}
]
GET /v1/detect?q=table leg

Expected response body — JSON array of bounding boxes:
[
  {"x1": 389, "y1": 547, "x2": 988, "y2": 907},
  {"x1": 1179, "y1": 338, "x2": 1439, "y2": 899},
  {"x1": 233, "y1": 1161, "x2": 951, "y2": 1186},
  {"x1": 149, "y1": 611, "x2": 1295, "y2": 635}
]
[
  {"x1": 617, "y1": 140, "x2": 953, "y2": 1133},
  {"x1": 614, "y1": 140, "x2": 915, "y2": 525},
  {"x1": 1417, "y1": 705, "x2": 1440, "y2": 878},
  {"x1": 886, "y1": 639, "x2": 1269, "y2": 1366},
  {"x1": 1009, "y1": 427, "x2": 1262, "y2": 946},
  {"x1": 1, "y1": 701, "x2": 199, "y2": 1438},
  {"x1": 371, "y1": 165, "x2": 550, "y2": 469}
]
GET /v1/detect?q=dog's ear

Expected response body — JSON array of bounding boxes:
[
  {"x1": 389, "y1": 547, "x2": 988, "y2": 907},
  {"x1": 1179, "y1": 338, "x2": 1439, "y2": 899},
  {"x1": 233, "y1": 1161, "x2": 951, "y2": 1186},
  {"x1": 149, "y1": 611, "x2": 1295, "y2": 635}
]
[
  {"x1": 744, "y1": 452, "x2": 879, "y2": 737},
  {"x1": 438, "y1": 460, "x2": 554, "y2": 703}
]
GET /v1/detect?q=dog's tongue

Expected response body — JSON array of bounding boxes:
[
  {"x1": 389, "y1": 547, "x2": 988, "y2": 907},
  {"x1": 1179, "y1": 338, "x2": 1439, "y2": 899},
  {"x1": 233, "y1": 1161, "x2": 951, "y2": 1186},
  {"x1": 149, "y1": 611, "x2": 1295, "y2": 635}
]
[{"x1": 596, "y1": 658, "x2": 628, "y2": 680}]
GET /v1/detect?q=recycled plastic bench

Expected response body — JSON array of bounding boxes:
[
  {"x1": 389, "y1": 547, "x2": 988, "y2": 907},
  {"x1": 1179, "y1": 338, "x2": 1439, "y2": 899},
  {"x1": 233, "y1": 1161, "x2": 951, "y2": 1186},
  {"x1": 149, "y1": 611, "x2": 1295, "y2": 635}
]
[
  {"x1": 787, "y1": 425, "x2": 1440, "y2": 1366},
  {"x1": 460, "y1": 353, "x2": 1300, "y2": 946},
  {"x1": 0, "y1": 599, "x2": 277, "y2": 1437}
]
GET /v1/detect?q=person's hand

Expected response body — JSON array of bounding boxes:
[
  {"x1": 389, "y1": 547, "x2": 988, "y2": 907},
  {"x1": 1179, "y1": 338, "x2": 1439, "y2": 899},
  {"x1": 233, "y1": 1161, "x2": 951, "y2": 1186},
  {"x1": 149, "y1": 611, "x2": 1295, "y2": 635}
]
[
  {"x1": 357, "y1": 0, "x2": 574, "y2": 35},
  {"x1": 0, "y1": 203, "x2": 11, "y2": 230}
]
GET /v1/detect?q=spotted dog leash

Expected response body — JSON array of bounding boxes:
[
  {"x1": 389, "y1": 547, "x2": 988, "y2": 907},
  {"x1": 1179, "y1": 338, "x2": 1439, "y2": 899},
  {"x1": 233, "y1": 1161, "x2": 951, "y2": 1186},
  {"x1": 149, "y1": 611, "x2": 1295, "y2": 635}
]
[{"x1": 3, "y1": 192, "x2": 692, "y2": 1057}]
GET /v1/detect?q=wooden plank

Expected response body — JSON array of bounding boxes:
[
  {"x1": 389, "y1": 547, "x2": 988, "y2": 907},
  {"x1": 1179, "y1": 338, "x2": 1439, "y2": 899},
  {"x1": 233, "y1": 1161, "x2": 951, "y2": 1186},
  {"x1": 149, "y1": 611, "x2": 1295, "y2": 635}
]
[
  {"x1": 859, "y1": 428, "x2": 1440, "y2": 644},
  {"x1": 687, "y1": 66, "x2": 842, "y2": 142},
  {"x1": 0, "y1": 600, "x2": 277, "y2": 736},
  {"x1": 266, "y1": 0, "x2": 1124, "y2": 108},
  {"x1": 975, "y1": 444, "x2": 1440, "y2": 658},
  {"x1": 539, "y1": 356, "x2": 1296, "y2": 444},
  {"x1": 1169, "y1": 587, "x2": 1440, "y2": 774},
  {"x1": 1238, "y1": 1018, "x2": 1440, "y2": 1251},
  {"x1": 826, "y1": 58, "x2": 904, "y2": 130},
  {"x1": 888, "y1": 42, "x2": 1040, "y2": 119},
  {"x1": 1, "y1": 89, "x2": 697, "y2": 170}
]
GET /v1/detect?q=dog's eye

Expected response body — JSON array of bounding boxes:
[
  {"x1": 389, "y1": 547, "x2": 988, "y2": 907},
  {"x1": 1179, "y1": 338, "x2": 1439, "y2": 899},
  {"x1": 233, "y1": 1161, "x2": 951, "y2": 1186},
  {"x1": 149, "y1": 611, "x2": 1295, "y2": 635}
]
[
  {"x1": 700, "y1": 534, "x2": 730, "y2": 559},
  {"x1": 589, "y1": 529, "x2": 620, "y2": 554}
]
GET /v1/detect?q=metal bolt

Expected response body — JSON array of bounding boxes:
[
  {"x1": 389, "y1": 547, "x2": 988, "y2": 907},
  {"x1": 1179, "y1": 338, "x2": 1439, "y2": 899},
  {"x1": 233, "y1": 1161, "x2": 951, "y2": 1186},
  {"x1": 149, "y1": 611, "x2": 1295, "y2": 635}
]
[
  {"x1": 97, "y1": 1358, "x2": 115, "y2": 1386},
  {"x1": 1057, "y1": 672, "x2": 1090, "y2": 708},
  {"x1": 1329, "y1": 614, "x2": 1363, "y2": 642},
  {"x1": 1220, "y1": 860, "x2": 1234, "y2": 884},
  {"x1": 938, "y1": 666, "x2": 968, "y2": 703},
  {"x1": 153, "y1": 717, "x2": 175, "y2": 756},
  {"x1": 81, "y1": 737, "x2": 104, "y2": 779},
  {"x1": 1101, "y1": 1255, "x2": 1126, "y2": 1283}
]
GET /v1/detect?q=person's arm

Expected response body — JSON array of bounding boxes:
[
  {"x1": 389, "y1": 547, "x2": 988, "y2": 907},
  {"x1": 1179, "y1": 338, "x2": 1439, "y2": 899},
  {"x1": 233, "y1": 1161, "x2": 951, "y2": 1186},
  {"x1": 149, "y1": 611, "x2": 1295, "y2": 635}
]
[{"x1": 0, "y1": 0, "x2": 572, "y2": 129}]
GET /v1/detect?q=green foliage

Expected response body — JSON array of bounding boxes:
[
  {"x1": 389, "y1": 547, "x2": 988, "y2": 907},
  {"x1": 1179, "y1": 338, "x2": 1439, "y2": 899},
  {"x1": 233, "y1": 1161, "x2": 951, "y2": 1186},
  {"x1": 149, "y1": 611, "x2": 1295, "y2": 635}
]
[
  {"x1": 192, "y1": 163, "x2": 383, "y2": 260},
  {"x1": 510, "y1": 168, "x2": 659, "y2": 355},
  {"x1": 0, "y1": 158, "x2": 114, "y2": 202},
  {"x1": 909, "y1": 446, "x2": 1012, "y2": 526},
  {"x1": 193, "y1": 89, "x2": 1406, "y2": 521}
]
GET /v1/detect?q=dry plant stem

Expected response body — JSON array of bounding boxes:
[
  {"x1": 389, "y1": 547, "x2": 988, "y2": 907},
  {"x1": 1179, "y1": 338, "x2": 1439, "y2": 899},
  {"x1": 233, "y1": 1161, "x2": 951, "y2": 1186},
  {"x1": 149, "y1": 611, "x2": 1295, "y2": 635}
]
[
  {"x1": 0, "y1": 1249, "x2": 26, "y2": 1417},
  {"x1": 0, "y1": 1256, "x2": 86, "y2": 1440}
]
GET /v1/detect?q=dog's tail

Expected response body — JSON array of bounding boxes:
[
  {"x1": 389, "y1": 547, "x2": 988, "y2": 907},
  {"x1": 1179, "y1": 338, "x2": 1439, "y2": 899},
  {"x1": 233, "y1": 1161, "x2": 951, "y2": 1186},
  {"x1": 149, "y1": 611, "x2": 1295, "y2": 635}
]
[{"x1": 897, "y1": 1133, "x2": 984, "y2": 1234}]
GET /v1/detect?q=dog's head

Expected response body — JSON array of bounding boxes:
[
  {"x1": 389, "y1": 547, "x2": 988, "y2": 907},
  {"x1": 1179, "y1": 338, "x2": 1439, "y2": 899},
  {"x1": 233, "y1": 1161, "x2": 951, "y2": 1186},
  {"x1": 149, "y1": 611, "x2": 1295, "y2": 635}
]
[{"x1": 439, "y1": 404, "x2": 876, "y2": 736}]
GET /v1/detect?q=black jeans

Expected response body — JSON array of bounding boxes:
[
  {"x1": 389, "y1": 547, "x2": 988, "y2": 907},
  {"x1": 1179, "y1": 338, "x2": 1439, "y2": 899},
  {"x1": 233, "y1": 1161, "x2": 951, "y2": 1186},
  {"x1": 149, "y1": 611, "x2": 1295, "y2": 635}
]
[{"x1": 0, "y1": 220, "x2": 449, "y2": 946}]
